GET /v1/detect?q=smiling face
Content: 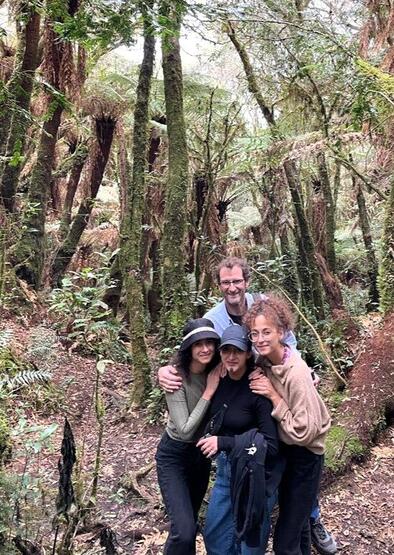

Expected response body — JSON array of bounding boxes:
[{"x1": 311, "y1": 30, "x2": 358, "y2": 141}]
[
  {"x1": 220, "y1": 345, "x2": 250, "y2": 380},
  {"x1": 219, "y1": 265, "x2": 249, "y2": 314},
  {"x1": 190, "y1": 339, "x2": 216, "y2": 372},
  {"x1": 249, "y1": 314, "x2": 284, "y2": 364}
]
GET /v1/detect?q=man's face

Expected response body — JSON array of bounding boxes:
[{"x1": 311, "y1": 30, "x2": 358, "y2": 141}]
[{"x1": 218, "y1": 265, "x2": 249, "y2": 312}]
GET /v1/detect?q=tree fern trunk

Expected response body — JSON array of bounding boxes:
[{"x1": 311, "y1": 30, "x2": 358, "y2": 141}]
[
  {"x1": 317, "y1": 152, "x2": 336, "y2": 273},
  {"x1": 51, "y1": 119, "x2": 117, "y2": 286}
]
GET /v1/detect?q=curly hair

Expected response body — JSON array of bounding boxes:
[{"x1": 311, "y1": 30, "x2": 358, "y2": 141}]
[
  {"x1": 243, "y1": 293, "x2": 296, "y2": 333},
  {"x1": 216, "y1": 256, "x2": 251, "y2": 283}
]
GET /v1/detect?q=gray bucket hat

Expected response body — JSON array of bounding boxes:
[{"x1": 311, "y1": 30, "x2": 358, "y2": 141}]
[{"x1": 220, "y1": 325, "x2": 251, "y2": 352}]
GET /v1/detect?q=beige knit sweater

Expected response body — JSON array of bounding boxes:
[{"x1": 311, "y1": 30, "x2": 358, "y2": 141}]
[{"x1": 263, "y1": 353, "x2": 331, "y2": 455}]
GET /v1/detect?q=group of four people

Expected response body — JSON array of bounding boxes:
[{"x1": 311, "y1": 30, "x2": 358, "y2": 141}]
[{"x1": 156, "y1": 257, "x2": 337, "y2": 555}]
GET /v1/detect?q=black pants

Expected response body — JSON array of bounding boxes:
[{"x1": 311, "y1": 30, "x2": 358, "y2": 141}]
[
  {"x1": 273, "y1": 443, "x2": 323, "y2": 555},
  {"x1": 155, "y1": 432, "x2": 211, "y2": 555}
]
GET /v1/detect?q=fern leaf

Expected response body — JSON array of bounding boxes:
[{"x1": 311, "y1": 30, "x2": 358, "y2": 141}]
[
  {"x1": 0, "y1": 329, "x2": 13, "y2": 349},
  {"x1": 0, "y1": 370, "x2": 52, "y2": 391}
]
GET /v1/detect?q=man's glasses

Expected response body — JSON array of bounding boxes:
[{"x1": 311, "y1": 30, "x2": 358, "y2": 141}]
[{"x1": 219, "y1": 279, "x2": 244, "y2": 288}]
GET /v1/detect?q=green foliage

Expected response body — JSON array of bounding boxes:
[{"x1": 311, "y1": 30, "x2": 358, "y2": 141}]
[
  {"x1": 0, "y1": 369, "x2": 52, "y2": 393},
  {"x1": 352, "y1": 59, "x2": 394, "y2": 130},
  {"x1": 48, "y1": 265, "x2": 130, "y2": 362},
  {"x1": 53, "y1": 0, "x2": 139, "y2": 50},
  {"x1": 252, "y1": 255, "x2": 298, "y2": 302},
  {"x1": 146, "y1": 386, "x2": 166, "y2": 425},
  {"x1": 0, "y1": 469, "x2": 17, "y2": 546},
  {"x1": 325, "y1": 425, "x2": 365, "y2": 473},
  {"x1": 0, "y1": 407, "x2": 11, "y2": 465}
]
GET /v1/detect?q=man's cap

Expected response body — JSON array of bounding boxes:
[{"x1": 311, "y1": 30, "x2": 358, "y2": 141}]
[
  {"x1": 179, "y1": 318, "x2": 220, "y2": 352},
  {"x1": 220, "y1": 325, "x2": 251, "y2": 352}
]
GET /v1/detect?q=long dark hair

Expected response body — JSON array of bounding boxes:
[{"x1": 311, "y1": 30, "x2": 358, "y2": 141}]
[{"x1": 174, "y1": 340, "x2": 221, "y2": 379}]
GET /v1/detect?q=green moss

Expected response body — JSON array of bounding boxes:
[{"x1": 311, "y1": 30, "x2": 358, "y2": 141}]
[
  {"x1": 325, "y1": 425, "x2": 365, "y2": 473},
  {"x1": 0, "y1": 408, "x2": 11, "y2": 465},
  {"x1": 328, "y1": 391, "x2": 346, "y2": 410}
]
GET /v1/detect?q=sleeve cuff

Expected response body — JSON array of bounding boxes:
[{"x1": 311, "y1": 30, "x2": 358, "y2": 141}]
[
  {"x1": 218, "y1": 436, "x2": 234, "y2": 452},
  {"x1": 271, "y1": 398, "x2": 289, "y2": 421}
]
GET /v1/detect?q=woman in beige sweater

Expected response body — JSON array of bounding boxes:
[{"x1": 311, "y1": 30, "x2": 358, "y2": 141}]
[{"x1": 244, "y1": 295, "x2": 331, "y2": 555}]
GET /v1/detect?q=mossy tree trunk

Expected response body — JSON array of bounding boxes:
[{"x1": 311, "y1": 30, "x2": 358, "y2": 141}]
[
  {"x1": 120, "y1": 1, "x2": 155, "y2": 406},
  {"x1": 0, "y1": 208, "x2": 6, "y2": 306},
  {"x1": 160, "y1": 0, "x2": 190, "y2": 342},
  {"x1": 102, "y1": 126, "x2": 131, "y2": 315},
  {"x1": 13, "y1": 102, "x2": 63, "y2": 288},
  {"x1": 12, "y1": 1, "x2": 79, "y2": 288},
  {"x1": 317, "y1": 152, "x2": 336, "y2": 273},
  {"x1": 354, "y1": 180, "x2": 379, "y2": 310},
  {"x1": 50, "y1": 118, "x2": 117, "y2": 286},
  {"x1": 0, "y1": 5, "x2": 41, "y2": 212},
  {"x1": 284, "y1": 160, "x2": 326, "y2": 318},
  {"x1": 379, "y1": 178, "x2": 394, "y2": 313}
]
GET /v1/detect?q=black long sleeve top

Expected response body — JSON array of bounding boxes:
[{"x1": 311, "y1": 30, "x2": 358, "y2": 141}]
[{"x1": 208, "y1": 370, "x2": 282, "y2": 495}]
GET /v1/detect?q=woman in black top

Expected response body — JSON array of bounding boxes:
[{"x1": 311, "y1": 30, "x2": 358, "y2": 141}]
[{"x1": 197, "y1": 324, "x2": 279, "y2": 555}]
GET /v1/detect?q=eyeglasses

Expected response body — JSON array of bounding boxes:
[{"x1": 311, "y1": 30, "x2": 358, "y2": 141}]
[
  {"x1": 219, "y1": 279, "x2": 244, "y2": 288},
  {"x1": 248, "y1": 330, "x2": 271, "y2": 342}
]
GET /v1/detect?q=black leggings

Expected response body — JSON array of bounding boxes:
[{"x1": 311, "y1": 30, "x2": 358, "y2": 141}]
[
  {"x1": 155, "y1": 432, "x2": 211, "y2": 555},
  {"x1": 273, "y1": 443, "x2": 323, "y2": 555}
]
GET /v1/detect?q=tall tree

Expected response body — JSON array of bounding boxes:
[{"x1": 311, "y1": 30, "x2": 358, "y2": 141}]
[
  {"x1": 226, "y1": 21, "x2": 325, "y2": 318},
  {"x1": 0, "y1": 1, "x2": 41, "y2": 212},
  {"x1": 160, "y1": 0, "x2": 190, "y2": 340},
  {"x1": 120, "y1": 0, "x2": 155, "y2": 406},
  {"x1": 12, "y1": 0, "x2": 80, "y2": 288}
]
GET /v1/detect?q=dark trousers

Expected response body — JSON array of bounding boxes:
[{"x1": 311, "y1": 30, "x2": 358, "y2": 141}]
[
  {"x1": 273, "y1": 443, "x2": 323, "y2": 555},
  {"x1": 155, "y1": 432, "x2": 211, "y2": 555}
]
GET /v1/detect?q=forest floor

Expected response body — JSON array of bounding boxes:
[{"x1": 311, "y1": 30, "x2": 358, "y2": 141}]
[{"x1": 2, "y1": 312, "x2": 393, "y2": 555}]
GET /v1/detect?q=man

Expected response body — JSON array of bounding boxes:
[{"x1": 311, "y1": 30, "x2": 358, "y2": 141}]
[{"x1": 158, "y1": 256, "x2": 338, "y2": 555}]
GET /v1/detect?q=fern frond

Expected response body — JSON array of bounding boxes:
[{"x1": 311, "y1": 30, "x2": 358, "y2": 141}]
[
  {"x1": 0, "y1": 370, "x2": 52, "y2": 391},
  {"x1": 0, "y1": 329, "x2": 13, "y2": 350}
]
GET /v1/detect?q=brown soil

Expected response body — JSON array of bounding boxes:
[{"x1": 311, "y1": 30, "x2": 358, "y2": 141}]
[{"x1": 1, "y1": 312, "x2": 393, "y2": 555}]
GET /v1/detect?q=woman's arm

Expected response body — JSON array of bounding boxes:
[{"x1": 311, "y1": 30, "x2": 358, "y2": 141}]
[
  {"x1": 166, "y1": 389, "x2": 210, "y2": 441},
  {"x1": 166, "y1": 369, "x2": 220, "y2": 441},
  {"x1": 270, "y1": 370, "x2": 324, "y2": 446}
]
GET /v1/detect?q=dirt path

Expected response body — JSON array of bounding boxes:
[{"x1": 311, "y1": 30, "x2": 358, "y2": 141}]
[{"x1": 315, "y1": 426, "x2": 393, "y2": 555}]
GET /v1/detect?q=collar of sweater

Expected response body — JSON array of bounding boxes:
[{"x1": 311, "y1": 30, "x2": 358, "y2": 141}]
[{"x1": 262, "y1": 351, "x2": 299, "y2": 384}]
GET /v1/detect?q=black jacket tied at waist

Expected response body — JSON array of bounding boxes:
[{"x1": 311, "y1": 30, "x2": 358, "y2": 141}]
[{"x1": 229, "y1": 428, "x2": 267, "y2": 548}]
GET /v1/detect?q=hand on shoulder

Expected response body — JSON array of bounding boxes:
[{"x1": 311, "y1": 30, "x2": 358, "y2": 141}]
[{"x1": 158, "y1": 365, "x2": 183, "y2": 392}]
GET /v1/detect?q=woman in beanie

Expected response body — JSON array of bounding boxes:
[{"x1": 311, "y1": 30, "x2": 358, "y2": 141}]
[
  {"x1": 155, "y1": 318, "x2": 221, "y2": 555},
  {"x1": 245, "y1": 294, "x2": 331, "y2": 555}
]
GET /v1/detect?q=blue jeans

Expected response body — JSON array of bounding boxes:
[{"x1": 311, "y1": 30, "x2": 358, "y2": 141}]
[{"x1": 204, "y1": 452, "x2": 274, "y2": 555}]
